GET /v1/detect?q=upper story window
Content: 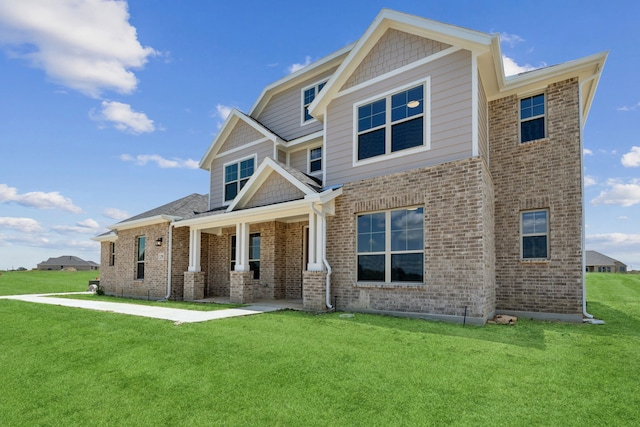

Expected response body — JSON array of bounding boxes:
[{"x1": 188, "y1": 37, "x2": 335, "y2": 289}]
[
  {"x1": 224, "y1": 156, "x2": 255, "y2": 203},
  {"x1": 520, "y1": 94, "x2": 545, "y2": 143},
  {"x1": 135, "y1": 236, "x2": 145, "y2": 280},
  {"x1": 302, "y1": 81, "x2": 326, "y2": 123},
  {"x1": 521, "y1": 209, "x2": 549, "y2": 259},
  {"x1": 357, "y1": 207, "x2": 424, "y2": 283},
  {"x1": 308, "y1": 147, "x2": 322, "y2": 175},
  {"x1": 356, "y1": 84, "x2": 425, "y2": 162}
]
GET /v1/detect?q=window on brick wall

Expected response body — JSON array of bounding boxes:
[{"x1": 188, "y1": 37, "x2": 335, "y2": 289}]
[
  {"x1": 109, "y1": 242, "x2": 115, "y2": 266},
  {"x1": 136, "y1": 236, "x2": 146, "y2": 279},
  {"x1": 357, "y1": 207, "x2": 424, "y2": 282},
  {"x1": 230, "y1": 233, "x2": 260, "y2": 279},
  {"x1": 521, "y1": 209, "x2": 549, "y2": 259},
  {"x1": 520, "y1": 94, "x2": 545, "y2": 143},
  {"x1": 356, "y1": 82, "x2": 427, "y2": 163}
]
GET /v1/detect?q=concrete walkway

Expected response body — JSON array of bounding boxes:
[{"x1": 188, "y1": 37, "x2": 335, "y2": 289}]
[{"x1": 0, "y1": 292, "x2": 284, "y2": 323}]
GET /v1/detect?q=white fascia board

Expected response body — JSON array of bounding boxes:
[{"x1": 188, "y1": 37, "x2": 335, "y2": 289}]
[
  {"x1": 487, "y1": 51, "x2": 608, "y2": 101},
  {"x1": 108, "y1": 215, "x2": 182, "y2": 232},
  {"x1": 309, "y1": 9, "x2": 493, "y2": 121},
  {"x1": 277, "y1": 130, "x2": 323, "y2": 150},
  {"x1": 226, "y1": 157, "x2": 317, "y2": 212},
  {"x1": 91, "y1": 232, "x2": 118, "y2": 242},
  {"x1": 304, "y1": 187, "x2": 343, "y2": 204},
  {"x1": 176, "y1": 198, "x2": 312, "y2": 230},
  {"x1": 199, "y1": 110, "x2": 282, "y2": 170},
  {"x1": 249, "y1": 44, "x2": 354, "y2": 118}
]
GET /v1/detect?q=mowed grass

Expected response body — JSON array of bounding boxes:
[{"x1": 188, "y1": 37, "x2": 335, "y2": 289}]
[
  {"x1": 0, "y1": 269, "x2": 95, "y2": 295},
  {"x1": 0, "y1": 272, "x2": 639, "y2": 425}
]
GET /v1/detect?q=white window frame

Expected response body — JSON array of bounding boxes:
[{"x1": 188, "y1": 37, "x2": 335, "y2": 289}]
[
  {"x1": 519, "y1": 92, "x2": 546, "y2": 144},
  {"x1": 307, "y1": 146, "x2": 322, "y2": 177},
  {"x1": 301, "y1": 80, "x2": 327, "y2": 125},
  {"x1": 135, "y1": 236, "x2": 145, "y2": 280},
  {"x1": 520, "y1": 209, "x2": 550, "y2": 260},
  {"x1": 109, "y1": 242, "x2": 115, "y2": 266},
  {"x1": 356, "y1": 206, "x2": 424, "y2": 283},
  {"x1": 352, "y1": 78, "x2": 431, "y2": 167},
  {"x1": 221, "y1": 154, "x2": 257, "y2": 206}
]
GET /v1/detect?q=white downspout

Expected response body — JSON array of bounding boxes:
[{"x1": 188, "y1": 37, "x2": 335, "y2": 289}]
[
  {"x1": 579, "y1": 73, "x2": 604, "y2": 324},
  {"x1": 310, "y1": 202, "x2": 333, "y2": 309},
  {"x1": 164, "y1": 222, "x2": 174, "y2": 300}
]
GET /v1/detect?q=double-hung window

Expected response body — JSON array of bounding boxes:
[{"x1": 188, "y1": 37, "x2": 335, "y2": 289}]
[
  {"x1": 136, "y1": 236, "x2": 145, "y2": 280},
  {"x1": 224, "y1": 157, "x2": 254, "y2": 203},
  {"x1": 357, "y1": 207, "x2": 424, "y2": 282},
  {"x1": 357, "y1": 84, "x2": 425, "y2": 161},
  {"x1": 520, "y1": 94, "x2": 545, "y2": 143},
  {"x1": 521, "y1": 210, "x2": 549, "y2": 259},
  {"x1": 303, "y1": 81, "x2": 326, "y2": 123},
  {"x1": 308, "y1": 147, "x2": 322, "y2": 175},
  {"x1": 230, "y1": 233, "x2": 260, "y2": 279}
]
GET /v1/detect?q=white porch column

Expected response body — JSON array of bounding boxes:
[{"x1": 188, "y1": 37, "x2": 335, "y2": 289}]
[
  {"x1": 188, "y1": 228, "x2": 201, "y2": 272},
  {"x1": 235, "y1": 222, "x2": 251, "y2": 272},
  {"x1": 307, "y1": 210, "x2": 323, "y2": 271}
]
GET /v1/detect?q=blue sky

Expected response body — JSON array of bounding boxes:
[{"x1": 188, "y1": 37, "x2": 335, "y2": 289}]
[{"x1": 0, "y1": 0, "x2": 639, "y2": 270}]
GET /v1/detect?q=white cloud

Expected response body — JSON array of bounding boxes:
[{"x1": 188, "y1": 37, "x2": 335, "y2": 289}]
[
  {"x1": 587, "y1": 233, "x2": 640, "y2": 247},
  {"x1": 618, "y1": 216, "x2": 629, "y2": 220},
  {"x1": 502, "y1": 55, "x2": 538, "y2": 76},
  {"x1": 0, "y1": 233, "x2": 50, "y2": 247},
  {"x1": 617, "y1": 102, "x2": 640, "y2": 112},
  {"x1": 500, "y1": 32, "x2": 525, "y2": 47},
  {"x1": 288, "y1": 56, "x2": 311, "y2": 73},
  {"x1": 584, "y1": 175, "x2": 597, "y2": 187},
  {"x1": 102, "y1": 207, "x2": 130, "y2": 221},
  {"x1": 584, "y1": 148, "x2": 593, "y2": 156},
  {"x1": 52, "y1": 218, "x2": 100, "y2": 234},
  {"x1": 0, "y1": 183, "x2": 82, "y2": 213},
  {"x1": 93, "y1": 100, "x2": 155, "y2": 134},
  {"x1": 621, "y1": 146, "x2": 640, "y2": 167},
  {"x1": 120, "y1": 154, "x2": 199, "y2": 169},
  {"x1": 591, "y1": 179, "x2": 640, "y2": 207},
  {"x1": 0, "y1": 0, "x2": 157, "y2": 97},
  {"x1": 0, "y1": 217, "x2": 43, "y2": 232},
  {"x1": 213, "y1": 104, "x2": 233, "y2": 121}
]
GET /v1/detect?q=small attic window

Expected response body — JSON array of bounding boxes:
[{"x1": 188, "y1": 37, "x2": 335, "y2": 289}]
[{"x1": 302, "y1": 80, "x2": 326, "y2": 124}]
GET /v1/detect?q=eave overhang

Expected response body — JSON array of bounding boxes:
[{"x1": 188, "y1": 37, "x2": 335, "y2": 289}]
[{"x1": 107, "y1": 214, "x2": 183, "y2": 232}]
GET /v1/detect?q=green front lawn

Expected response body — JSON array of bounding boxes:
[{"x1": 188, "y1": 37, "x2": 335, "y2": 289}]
[
  {"x1": 0, "y1": 273, "x2": 638, "y2": 425},
  {"x1": 0, "y1": 269, "x2": 95, "y2": 295}
]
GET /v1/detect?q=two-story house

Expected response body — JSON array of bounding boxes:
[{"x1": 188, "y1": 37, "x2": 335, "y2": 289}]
[{"x1": 94, "y1": 9, "x2": 607, "y2": 324}]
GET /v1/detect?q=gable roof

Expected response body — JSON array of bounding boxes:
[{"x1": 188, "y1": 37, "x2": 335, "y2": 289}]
[
  {"x1": 309, "y1": 9, "x2": 495, "y2": 122},
  {"x1": 309, "y1": 8, "x2": 606, "y2": 125},
  {"x1": 108, "y1": 193, "x2": 208, "y2": 231},
  {"x1": 226, "y1": 157, "x2": 322, "y2": 212},
  {"x1": 199, "y1": 109, "x2": 285, "y2": 170},
  {"x1": 586, "y1": 250, "x2": 626, "y2": 267},
  {"x1": 38, "y1": 255, "x2": 97, "y2": 267}
]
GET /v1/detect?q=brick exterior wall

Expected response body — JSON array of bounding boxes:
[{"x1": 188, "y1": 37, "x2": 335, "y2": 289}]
[
  {"x1": 99, "y1": 223, "x2": 171, "y2": 299},
  {"x1": 303, "y1": 271, "x2": 328, "y2": 311},
  {"x1": 203, "y1": 221, "x2": 307, "y2": 301},
  {"x1": 327, "y1": 157, "x2": 494, "y2": 322},
  {"x1": 490, "y1": 78, "x2": 583, "y2": 317}
]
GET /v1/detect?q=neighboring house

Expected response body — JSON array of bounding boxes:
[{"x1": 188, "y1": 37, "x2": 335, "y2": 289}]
[
  {"x1": 37, "y1": 255, "x2": 99, "y2": 271},
  {"x1": 586, "y1": 250, "x2": 627, "y2": 273},
  {"x1": 93, "y1": 9, "x2": 607, "y2": 324}
]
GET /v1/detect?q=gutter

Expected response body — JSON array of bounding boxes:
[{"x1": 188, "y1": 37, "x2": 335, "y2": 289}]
[
  {"x1": 310, "y1": 202, "x2": 333, "y2": 310},
  {"x1": 164, "y1": 222, "x2": 174, "y2": 300},
  {"x1": 579, "y1": 73, "x2": 604, "y2": 325}
]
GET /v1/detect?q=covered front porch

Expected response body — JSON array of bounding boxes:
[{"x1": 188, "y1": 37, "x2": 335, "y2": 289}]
[{"x1": 175, "y1": 189, "x2": 341, "y2": 312}]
